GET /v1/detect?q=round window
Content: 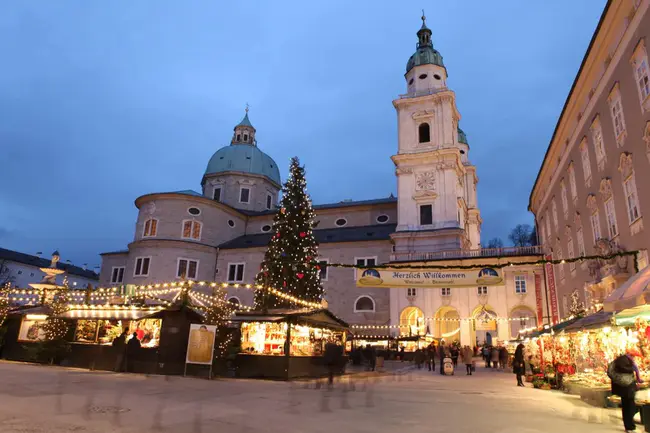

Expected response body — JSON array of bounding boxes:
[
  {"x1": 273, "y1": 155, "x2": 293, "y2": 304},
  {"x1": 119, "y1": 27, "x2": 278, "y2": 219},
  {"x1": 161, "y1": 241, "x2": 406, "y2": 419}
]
[
  {"x1": 228, "y1": 220, "x2": 235, "y2": 228},
  {"x1": 408, "y1": 78, "x2": 414, "y2": 85},
  {"x1": 419, "y1": 74, "x2": 427, "y2": 80},
  {"x1": 261, "y1": 225, "x2": 272, "y2": 232},
  {"x1": 188, "y1": 207, "x2": 201, "y2": 216},
  {"x1": 376, "y1": 214, "x2": 389, "y2": 224},
  {"x1": 335, "y1": 218, "x2": 347, "y2": 227},
  {"x1": 433, "y1": 74, "x2": 441, "y2": 80}
]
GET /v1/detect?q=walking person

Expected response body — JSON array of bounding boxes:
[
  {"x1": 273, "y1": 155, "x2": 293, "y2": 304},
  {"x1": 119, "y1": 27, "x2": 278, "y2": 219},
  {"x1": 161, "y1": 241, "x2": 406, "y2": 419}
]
[
  {"x1": 425, "y1": 346, "x2": 433, "y2": 371},
  {"x1": 438, "y1": 342, "x2": 446, "y2": 375},
  {"x1": 324, "y1": 339, "x2": 342, "y2": 387},
  {"x1": 513, "y1": 343, "x2": 525, "y2": 386},
  {"x1": 463, "y1": 345, "x2": 474, "y2": 375},
  {"x1": 414, "y1": 348, "x2": 425, "y2": 369},
  {"x1": 482, "y1": 346, "x2": 490, "y2": 368},
  {"x1": 499, "y1": 346, "x2": 509, "y2": 371},
  {"x1": 112, "y1": 330, "x2": 128, "y2": 372},
  {"x1": 609, "y1": 349, "x2": 643, "y2": 432},
  {"x1": 490, "y1": 346, "x2": 499, "y2": 371},
  {"x1": 450, "y1": 345, "x2": 459, "y2": 368},
  {"x1": 126, "y1": 332, "x2": 141, "y2": 373},
  {"x1": 430, "y1": 344, "x2": 436, "y2": 373}
]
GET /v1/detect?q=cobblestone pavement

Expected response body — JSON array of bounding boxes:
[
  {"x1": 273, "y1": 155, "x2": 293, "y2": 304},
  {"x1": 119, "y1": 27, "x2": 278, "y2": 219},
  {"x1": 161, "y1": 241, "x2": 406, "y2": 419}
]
[{"x1": 0, "y1": 361, "x2": 624, "y2": 433}]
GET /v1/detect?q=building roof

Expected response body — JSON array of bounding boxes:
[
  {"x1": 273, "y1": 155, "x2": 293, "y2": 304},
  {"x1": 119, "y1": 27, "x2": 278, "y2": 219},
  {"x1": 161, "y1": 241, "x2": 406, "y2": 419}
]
[
  {"x1": 219, "y1": 223, "x2": 397, "y2": 249},
  {"x1": 528, "y1": 0, "x2": 612, "y2": 212},
  {"x1": 0, "y1": 248, "x2": 99, "y2": 281},
  {"x1": 457, "y1": 127, "x2": 468, "y2": 145},
  {"x1": 203, "y1": 144, "x2": 281, "y2": 186},
  {"x1": 240, "y1": 196, "x2": 398, "y2": 216},
  {"x1": 406, "y1": 16, "x2": 445, "y2": 73},
  {"x1": 173, "y1": 189, "x2": 204, "y2": 197},
  {"x1": 236, "y1": 112, "x2": 254, "y2": 129}
]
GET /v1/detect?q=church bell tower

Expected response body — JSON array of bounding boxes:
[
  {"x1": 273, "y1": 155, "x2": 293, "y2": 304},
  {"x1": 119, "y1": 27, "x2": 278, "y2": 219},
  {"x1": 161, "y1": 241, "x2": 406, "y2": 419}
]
[{"x1": 391, "y1": 13, "x2": 481, "y2": 254}]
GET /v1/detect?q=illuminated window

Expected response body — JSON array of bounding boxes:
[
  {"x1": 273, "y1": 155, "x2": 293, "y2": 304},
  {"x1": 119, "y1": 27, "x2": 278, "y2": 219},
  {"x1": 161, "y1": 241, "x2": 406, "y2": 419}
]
[
  {"x1": 177, "y1": 258, "x2": 198, "y2": 280},
  {"x1": 143, "y1": 218, "x2": 158, "y2": 237},
  {"x1": 182, "y1": 220, "x2": 202, "y2": 240}
]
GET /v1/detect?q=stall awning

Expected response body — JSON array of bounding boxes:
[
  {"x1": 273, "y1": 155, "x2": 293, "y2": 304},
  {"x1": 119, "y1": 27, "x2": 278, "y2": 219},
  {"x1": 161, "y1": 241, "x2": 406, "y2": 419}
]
[
  {"x1": 614, "y1": 305, "x2": 650, "y2": 326},
  {"x1": 234, "y1": 308, "x2": 350, "y2": 331},
  {"x1": 604, "y1": 266, "x2": 650, "y2": 312},
  {"x1": 61, "y1": 307, "x2": 163, "y2": 320},
  {"x1": 524, "y1": 316, "x2": 581, "y2": 338},
  {"x1": 562, "y1": 311, "x2": 613, "y2": 332}
]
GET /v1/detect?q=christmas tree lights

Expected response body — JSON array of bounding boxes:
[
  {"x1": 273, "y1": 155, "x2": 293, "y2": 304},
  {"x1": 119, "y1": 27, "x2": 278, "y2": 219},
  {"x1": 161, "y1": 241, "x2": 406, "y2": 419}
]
[
  {"x1": 0, "y1": 283, "x2": 9, "y2": 328},
  {"x1": 41, "y1": 278, "x2": 70, "y2": 341},
  {"x1": 255, "y1": 157, "x2": 324, "y2": 309}
]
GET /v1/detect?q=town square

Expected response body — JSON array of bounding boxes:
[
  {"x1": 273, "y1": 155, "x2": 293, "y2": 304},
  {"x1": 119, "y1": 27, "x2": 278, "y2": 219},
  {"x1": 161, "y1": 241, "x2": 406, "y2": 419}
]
[{"x1": 2, "y1": 0, "x2": 650, "y2": 432}]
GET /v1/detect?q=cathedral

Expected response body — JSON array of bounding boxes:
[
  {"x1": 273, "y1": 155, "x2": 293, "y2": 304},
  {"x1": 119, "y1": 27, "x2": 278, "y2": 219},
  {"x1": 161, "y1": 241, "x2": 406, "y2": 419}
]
[{"x1": 100, "y1": 16, "x2": 544, "y2": 346}]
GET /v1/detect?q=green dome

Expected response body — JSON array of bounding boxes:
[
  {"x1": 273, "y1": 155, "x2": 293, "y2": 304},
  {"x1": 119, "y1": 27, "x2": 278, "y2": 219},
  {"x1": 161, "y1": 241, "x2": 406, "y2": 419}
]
[
  {"x1": 406, "y1": 16, "x2": 445, "y2": 73},
  {"x1": 458, "y1": 127, "x2": 468, "y2": 145},
  {"x1": 204, "y1": 145, "x2": 281, "y2": 185}
]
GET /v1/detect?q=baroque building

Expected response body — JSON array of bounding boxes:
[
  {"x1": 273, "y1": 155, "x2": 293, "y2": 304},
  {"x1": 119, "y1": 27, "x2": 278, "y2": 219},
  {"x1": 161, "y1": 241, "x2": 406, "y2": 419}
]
[
  {"x1": 529, "y1": 0, "x2": 650, "y2": 318},
  {"x1": 101, "y1": 16, "x2": 545, "y2": 345}
]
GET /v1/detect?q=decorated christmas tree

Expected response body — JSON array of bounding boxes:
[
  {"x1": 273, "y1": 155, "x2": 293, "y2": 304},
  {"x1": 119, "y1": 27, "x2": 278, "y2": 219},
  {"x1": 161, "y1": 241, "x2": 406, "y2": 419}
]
[
  {"x1": 255, "y1": 157, "x2": 323, "y2": 310},
  {"x1": 569, "y1": 289, "x2": 586, "y2": 317},
  {"x1": 42, "y1": 278, "x2": 70, "y2": 341},
  {"x1": 0, "y1": 283, "x2": 9, "y2": 328},
  {"x1": 204, "y1": 287, "x2": 236, "y2": 326}
]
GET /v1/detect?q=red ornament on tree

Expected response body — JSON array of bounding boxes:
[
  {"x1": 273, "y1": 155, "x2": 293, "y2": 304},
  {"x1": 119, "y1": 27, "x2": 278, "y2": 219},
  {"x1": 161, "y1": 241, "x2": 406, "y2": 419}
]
[
  {"x1": 299, "y1": 232, "x2": 306, "y2": 238},
  {"x1": 296, "y1": 273, "x2": 304, "y2": 279},
  {"x1": 283, "y1": 281, "x2": 287, "y2": 287}
]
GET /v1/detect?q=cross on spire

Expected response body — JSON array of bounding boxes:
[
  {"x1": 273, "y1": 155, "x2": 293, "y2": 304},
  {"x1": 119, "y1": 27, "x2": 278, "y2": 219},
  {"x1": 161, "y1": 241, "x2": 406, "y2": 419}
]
[
  {"x1": 421, "y1": 9, "x2": 426, "y2": 24},
  {"x1": 245, "y1": 103, "x2": 250, "y2": 113}
]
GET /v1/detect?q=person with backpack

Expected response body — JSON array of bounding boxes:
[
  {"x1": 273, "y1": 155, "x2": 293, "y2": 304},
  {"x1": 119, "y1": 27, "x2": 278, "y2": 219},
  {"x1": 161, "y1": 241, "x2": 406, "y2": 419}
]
[{"x1": 609, "y1": 349, "x2": 643, "y2": 432}]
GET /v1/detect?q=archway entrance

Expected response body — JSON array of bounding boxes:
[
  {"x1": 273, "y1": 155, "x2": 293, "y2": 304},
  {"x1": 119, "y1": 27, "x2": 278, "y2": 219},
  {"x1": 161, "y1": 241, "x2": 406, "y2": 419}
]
[
  {"x1": 510, "y1": 306, "x2": 537, "y2": 337},
  {"x1": 434, "y1": 306, "x2": 460, "y2": 342},
  {"x1": 472, "y1": 305, "x2": 498, "y2": 346},
  {"x1": 399, "y1": 307, "x2": 425, "y2": 336}
]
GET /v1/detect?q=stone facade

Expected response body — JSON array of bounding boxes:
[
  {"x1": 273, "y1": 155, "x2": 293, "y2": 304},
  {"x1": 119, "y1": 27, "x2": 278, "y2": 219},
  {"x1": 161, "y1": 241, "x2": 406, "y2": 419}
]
[{"x1": 529, "y1": 0, "x2": 650, "y2": 318}]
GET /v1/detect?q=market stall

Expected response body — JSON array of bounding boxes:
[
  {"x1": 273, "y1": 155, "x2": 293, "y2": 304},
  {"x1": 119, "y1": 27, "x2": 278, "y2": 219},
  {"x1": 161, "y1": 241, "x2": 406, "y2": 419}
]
[
  {"x1": 1, "y1": 304, "x2": 203, "y2": 375},
  {"x1": 232, "y1": 308, "x2": 349, "y2": 380}
]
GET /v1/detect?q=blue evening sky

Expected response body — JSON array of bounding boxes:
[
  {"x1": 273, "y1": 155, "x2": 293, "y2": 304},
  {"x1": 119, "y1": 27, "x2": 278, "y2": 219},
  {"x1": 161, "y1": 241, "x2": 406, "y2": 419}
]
[{"x1": 0, "y1": 1, "x2": 606, "y2": 269}]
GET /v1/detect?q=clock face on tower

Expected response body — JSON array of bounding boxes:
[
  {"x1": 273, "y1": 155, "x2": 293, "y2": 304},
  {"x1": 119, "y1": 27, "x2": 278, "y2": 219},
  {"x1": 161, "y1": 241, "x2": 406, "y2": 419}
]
[{"x1": 415, "y1": 171, "x2": 436, "y2": 191}]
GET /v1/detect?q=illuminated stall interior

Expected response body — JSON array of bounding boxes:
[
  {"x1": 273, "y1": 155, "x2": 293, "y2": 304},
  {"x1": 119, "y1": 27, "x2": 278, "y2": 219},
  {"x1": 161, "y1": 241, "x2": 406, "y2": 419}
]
[{"x1": 235, "y1": 309, "x2": 349, "y2": 357}]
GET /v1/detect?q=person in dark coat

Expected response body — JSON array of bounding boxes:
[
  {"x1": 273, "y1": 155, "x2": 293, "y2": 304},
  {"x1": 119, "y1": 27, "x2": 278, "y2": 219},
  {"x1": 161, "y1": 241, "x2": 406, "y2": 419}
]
[
  {"x1": 438, "y1": 343, "x2": 446, "y2": 375},
  {"x1": 499, "y1": 346, "x2": 509, "y2": 371},
  {"x1": 414, "y1": 349, "x2": 425, "y2": 369},
  {"x1": 126, "y1": 332, "x2": 141, "y2": 373},
  {"x1": 609, "y1": 351, "x2": 643, "y2": 432},
  {"x1": 399, "y1": 346, "x2": 405, "y2": 362},
  {"x1": 450, "y1": 345, "x2": 459, "y2": 368},
  {"x1": 424, "y1": 346, "x2": 433, "y2": 371},
  {"x1": 429, "y1": 345, "x2": 436, "y2": 372},
  {"x1": 513, "y1": 343, "x2": 526, "y2": 386},
  {"x1": 112, "y1": 330, "x2": 128, "y2": 372},
  {"x1": 324, "y1": 341, "x2": 342, "y2": 386}
]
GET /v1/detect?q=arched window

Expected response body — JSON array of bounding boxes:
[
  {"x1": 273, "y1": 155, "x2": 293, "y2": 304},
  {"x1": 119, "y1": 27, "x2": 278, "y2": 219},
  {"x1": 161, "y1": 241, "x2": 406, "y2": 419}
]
[
  {"x1": 354, "y1": 296, "x2": 375, "y2": 312},
  {"x1": 143, "y1": 218, "x2": 158, "y2": 237},
  {"x1": 418, "y1": 123, "x2": 430, "y2": 143},
  {"x1": 227, "y1": 297, "x2": 240, "y2": 305},
  {"x1": 182, "y1": 220, "x2": 202, "y2": 240}
]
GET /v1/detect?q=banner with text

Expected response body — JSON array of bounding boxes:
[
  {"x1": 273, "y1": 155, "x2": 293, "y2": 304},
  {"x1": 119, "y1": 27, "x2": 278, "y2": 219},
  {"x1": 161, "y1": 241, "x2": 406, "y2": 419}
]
[
  {"x1": 534, "y1": 273, "x2": 544, "y2": 325},
  {"x1": 356, "y1": 267, "x2": 505, "y2": 288},
  {"x1": 544, "y1": 255, "x2": 560, "y2": 324}
]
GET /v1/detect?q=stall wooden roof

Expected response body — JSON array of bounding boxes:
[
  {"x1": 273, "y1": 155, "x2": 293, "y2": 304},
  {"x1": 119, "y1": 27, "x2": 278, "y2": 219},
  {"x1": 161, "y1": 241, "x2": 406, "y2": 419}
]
[{"x1": 233, "y1": 309, "x2": 349, "y2": 331}]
